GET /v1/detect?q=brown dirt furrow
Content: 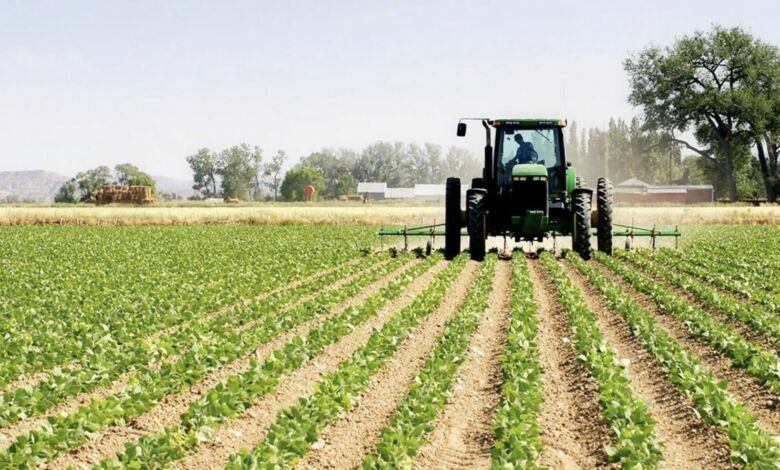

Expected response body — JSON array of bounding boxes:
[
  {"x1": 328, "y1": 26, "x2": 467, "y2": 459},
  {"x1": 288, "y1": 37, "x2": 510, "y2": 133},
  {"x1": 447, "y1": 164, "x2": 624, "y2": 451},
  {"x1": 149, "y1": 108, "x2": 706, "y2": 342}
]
[
  {"x1": 633, "y1": 265, "x2": 780, "y2": 357},
  {"x1": 529, "y1": 257, "x2": 612, "y2": 470},
  {"x1": 0, "y1": 366, "x2": 142, "y2": 452},
  {"x1": 169, "y1": 260, "x2": 447, "y2": 470},
  {"x1": 0, "y1": 365, "x2": 81, "y2": 397},
  {"x1": 410, "y1": 259, "x2": 510, "y2": 470},
  {"x1": 44, "y1": 258, "x2": 417, "y2": 470},
  {"x1": 0, "y1": 258, "x2": 363, "y2": 399},
  {"x1": 291, "y1": 260, "x2": 481, "y2": 470},
  {"x1": 561, "y1": 260, "x2": 734, "y2": 470},
  {"x1": 593, "y1": 261, "x2": 780, "y2": 436}
]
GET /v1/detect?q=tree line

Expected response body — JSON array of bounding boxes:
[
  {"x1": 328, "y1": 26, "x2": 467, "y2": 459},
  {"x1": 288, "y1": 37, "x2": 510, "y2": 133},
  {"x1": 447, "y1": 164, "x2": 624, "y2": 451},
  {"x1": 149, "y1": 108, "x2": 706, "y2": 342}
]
[
  {"x1": 52, "y1": 25, "x2": 779, "y2": 204},
  {"x1": 186, "y1": 142, "x2": 481, "y2": 201},
  {"x1": 625, "y1": 25, "x2": 780, "y2": 201},
  {"x1": 565, "y1": 118, "x2": 682, "y2": 188}
]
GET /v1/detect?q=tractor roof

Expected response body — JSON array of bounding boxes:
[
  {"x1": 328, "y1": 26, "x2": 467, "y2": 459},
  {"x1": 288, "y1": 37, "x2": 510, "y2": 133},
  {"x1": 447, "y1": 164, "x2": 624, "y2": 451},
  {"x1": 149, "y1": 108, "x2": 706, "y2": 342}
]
[{"x1": 492, "y1": 118, "x2": 567, "y2": 127}]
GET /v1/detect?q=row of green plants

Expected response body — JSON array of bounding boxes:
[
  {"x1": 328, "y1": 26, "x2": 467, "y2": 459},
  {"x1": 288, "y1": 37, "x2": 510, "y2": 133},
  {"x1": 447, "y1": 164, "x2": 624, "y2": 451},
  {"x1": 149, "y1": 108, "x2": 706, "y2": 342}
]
[
  {"x1": 360, "y1": 255, "x2": 497, "y2": 468},
  {"x1": 490, "y1": 254, "x2": 544, "y2": 468},
  {"x1": 224, "y1": 253, "x2": 476, "y2": 469},
  {"x1": 0, "y1": 226, "x2": 371, "y2": 387},
  {"x1": 0, "y1": 254, "x2": 369, "y2": 429},
  {"x1": 541, "y1": 252, "x2": 662, "y2": 468},
  {"x1": 626, "y1": 250, "x2": 780, "y2": 347},
  {"x1": 680, "y1": 226, "x2": 780, "y2": 295},
  {"x1": 605, "y1": 251, "x2": 780, "y2": 396},
  {"x1": 576, "y1": 252, "x2": 780, "y2": 466},
  {"x1": 0, "y1": 251, "x2": 412, "y2": 468},
  {"x1": 654, "y1": 249, "x2": 779, "y2": 314},
  {"x1": 681, "y1": 247, "x2": 780, "y2": 301},
  {"x1": 95, "y1": 253, "x2": 446, "y2": 469}
]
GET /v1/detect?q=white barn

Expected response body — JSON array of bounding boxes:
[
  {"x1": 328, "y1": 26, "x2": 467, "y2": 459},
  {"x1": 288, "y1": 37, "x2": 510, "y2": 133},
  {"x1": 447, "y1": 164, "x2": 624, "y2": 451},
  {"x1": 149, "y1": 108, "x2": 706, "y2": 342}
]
[{"x1": 356, "y1": 182, "x2": 387, "y2": 200}]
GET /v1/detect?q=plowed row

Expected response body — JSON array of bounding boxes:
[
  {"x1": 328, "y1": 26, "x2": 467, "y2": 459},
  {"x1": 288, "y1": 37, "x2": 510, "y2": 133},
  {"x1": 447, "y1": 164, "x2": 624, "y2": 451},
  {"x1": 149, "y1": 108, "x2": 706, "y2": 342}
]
[{"x1": 2, "y1": 226, "x2": 779, "y2": 469}]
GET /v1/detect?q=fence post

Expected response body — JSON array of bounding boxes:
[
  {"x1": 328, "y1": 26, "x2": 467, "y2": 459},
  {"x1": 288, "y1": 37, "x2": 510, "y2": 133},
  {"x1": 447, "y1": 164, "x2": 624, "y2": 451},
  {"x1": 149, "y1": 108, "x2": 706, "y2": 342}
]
[{"x1": 651, "y1": 225, "x2": 657, "y2": 250}]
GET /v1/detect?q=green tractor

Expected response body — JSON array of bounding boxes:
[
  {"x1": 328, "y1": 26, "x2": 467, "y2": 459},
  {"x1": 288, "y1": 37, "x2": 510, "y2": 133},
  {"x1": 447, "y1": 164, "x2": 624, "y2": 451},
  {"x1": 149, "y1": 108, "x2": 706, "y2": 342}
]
[{"x1": 445, "y1": 118, "x2": 613, "y2": 261}]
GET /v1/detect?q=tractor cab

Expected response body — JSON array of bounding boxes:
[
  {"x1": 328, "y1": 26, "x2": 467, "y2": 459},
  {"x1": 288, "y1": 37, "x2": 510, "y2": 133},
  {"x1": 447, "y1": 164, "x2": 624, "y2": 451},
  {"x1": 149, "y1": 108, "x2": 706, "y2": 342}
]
[{"x1": 495, "y1": 123, "x2": 565, "y2": 194}]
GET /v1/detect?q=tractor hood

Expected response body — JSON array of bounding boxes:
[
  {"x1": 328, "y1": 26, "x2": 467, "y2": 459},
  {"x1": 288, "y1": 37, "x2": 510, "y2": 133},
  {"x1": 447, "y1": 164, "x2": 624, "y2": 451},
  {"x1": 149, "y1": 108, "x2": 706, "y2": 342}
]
[{"x1": 511, "y1": 163, "x2": 547, "y2": 178}]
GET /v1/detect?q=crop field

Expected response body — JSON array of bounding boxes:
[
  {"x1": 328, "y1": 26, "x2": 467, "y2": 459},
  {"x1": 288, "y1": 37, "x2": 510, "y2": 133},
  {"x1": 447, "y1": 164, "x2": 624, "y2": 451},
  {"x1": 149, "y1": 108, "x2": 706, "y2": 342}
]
[{"x1": 0, "y1": 224, "x2": 779, "y2": 469}]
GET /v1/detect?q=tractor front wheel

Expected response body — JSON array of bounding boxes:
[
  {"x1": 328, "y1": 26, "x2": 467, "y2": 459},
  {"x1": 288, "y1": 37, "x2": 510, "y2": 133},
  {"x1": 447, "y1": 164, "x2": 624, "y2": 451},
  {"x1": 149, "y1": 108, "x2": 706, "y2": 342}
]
[
  {"x1": 467, "y1": 189, "x2": 487, "y2": 261},
  {"x1": 573, "y1": 190, "x2": 592, "y2": 260},
  {"x1": 445, "y1": 177, "x2": 462, "y2": 259},
  {"x1": 597, "y1": 177, "x2": 613, "y2": 255}
]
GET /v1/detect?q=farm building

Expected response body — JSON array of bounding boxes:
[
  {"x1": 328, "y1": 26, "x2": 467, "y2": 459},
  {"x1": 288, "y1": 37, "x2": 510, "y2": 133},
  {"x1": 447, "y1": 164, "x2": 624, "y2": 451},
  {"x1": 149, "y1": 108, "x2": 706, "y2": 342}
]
[
  {"x1": 615, "y1": 178, "x2": 714, "y2": 204},
  {"x1": 413, "y1": 184, "x2": 446, "y2": 202},
  {"x1": 385, "y1": 187, "x2": 415, "y2": 199},
  {"x1": 356, "y1": 182, "x2": 387, "y2": 200},
  {"x1": 356, "y1": 182, "x2": 470, "y2": 202}
]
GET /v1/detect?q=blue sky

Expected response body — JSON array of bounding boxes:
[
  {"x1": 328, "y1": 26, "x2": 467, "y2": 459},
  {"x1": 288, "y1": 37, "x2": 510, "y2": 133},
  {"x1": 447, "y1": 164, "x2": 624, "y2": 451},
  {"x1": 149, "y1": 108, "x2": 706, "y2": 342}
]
[{"x1": 1, "y1": 0, "x2": 778, "y2": 179}]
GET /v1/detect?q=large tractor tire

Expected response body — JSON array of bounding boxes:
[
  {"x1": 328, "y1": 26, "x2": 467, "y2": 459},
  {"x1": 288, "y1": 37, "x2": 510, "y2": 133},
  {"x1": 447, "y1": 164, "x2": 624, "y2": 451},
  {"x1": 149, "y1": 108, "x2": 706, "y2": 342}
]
[
  {"x1": 467, "y1": 189, "x2": 487, "y2": 261},
  {"x1": 597, "y1": 177, "x2": 613, "y2": 255},
  {"x1": 573, "y1": 190, "x2": 592, "y2": 260},
  {"x1": 445, "y1": 177, "x2": 462, "y2": 260}
]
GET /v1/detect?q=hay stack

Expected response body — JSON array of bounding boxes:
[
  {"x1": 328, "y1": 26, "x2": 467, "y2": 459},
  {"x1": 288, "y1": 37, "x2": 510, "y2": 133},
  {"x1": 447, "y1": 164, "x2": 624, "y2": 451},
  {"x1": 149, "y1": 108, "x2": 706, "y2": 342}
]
[{"x1": 89, "y1": 185, "x2": 155, "y2": 205}]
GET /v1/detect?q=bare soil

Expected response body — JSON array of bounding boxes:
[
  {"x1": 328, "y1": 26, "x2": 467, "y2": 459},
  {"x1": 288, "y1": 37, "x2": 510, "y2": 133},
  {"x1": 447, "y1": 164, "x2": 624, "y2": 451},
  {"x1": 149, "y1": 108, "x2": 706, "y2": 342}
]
[
  {"x1": 529, "y1": 258, "x2": 613, "y2": 470},
  {"x1": 562, "y1": 260, "x2": 735, "y2": 470},
  {"x1": 291, "y1": 260, "x2": 481, "y2": 470},
  {"x1": 593, "y1": 261, "x2": 780, "y2": 436},
  {"x1": 168, "y1": 260, "x2": 448, "y2": 470},
  {"x1": 411, "y1": 259, "x2": 511, "y2": 470},
  {"x1": 44, "y1": 258, "x2": 417, "y2": 469}
]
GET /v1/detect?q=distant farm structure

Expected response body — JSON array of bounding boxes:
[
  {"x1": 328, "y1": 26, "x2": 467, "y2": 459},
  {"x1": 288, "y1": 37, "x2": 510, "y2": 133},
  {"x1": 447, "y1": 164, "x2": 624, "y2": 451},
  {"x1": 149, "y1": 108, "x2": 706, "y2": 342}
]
[
  {"x1": 89, "y1": 185, "x2": 155, "y2": 205},
  {"x1": 357, "y1": 182, "x2": 469, "y2": 203},
  {"x1": 614, "y1": 178, "x2": 714, "y2": 204}
]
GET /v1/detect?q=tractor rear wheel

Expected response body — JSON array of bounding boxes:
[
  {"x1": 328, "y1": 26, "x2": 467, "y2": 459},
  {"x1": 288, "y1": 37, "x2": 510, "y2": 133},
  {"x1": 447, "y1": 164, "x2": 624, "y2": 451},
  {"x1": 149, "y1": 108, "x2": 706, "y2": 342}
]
[
  {"x1": 597, "y1": 177, "x2": 613, "y2": 255},
  {"x1": 467, "y1": 189, "x2": 487, "y2": 261},
  {"x1": 573, "y1": 190, "x2": 592, "y2": 260},
  {"x1": 445, "y1": 177, "x2": 461, "y2": 259}
]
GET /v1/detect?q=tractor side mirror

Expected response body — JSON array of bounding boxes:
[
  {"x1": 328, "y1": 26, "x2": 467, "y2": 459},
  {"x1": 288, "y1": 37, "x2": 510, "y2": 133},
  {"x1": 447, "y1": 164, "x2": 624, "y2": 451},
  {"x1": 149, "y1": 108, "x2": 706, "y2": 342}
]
[{"x1": 456, "y1": 122, "x2": 467, "y2": 137}]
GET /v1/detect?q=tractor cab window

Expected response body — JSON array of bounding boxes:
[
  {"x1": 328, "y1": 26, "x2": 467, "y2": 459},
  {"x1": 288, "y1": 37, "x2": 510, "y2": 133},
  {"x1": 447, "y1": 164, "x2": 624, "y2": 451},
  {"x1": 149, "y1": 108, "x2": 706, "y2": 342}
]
[{"x1": 497, "y1": 127, "x2": 563, "y2": 190}]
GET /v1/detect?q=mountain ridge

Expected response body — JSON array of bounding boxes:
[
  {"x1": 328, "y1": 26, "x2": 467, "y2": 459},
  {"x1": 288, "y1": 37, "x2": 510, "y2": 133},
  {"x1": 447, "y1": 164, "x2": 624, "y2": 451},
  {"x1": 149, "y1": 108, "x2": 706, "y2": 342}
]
[{"x1": 0, "y1": 170, "x2": 197, "y2": 202}]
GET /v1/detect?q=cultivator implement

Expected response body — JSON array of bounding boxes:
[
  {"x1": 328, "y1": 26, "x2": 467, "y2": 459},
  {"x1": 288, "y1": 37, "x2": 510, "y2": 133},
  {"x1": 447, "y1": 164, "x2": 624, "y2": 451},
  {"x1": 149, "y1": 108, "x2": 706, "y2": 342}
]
[{"x1": 378, "y1": 222, "x2": 681, "y2": 253}]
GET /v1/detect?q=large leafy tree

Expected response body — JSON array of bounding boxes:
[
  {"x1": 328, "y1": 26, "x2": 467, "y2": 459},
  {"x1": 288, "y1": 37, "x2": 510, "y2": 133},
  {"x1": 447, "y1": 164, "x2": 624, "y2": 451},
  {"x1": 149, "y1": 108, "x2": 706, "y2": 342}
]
[
  {"x1": 187, "y1": 148, "x2": 220, "y2": 197},
  {"x1": 264, "y1": 150, "x2": 288, "y2": 201},
  {"x1": 625, "y1": 25, "x2": 776, "y2": 201},
  {"x1": 300, "y1": 149, "x2": 356, "y2": 198},
  {"x1": 280, "y1": 166, "x2": 326, "y2": 201},
  {"x1": 74, "y1": 166, "x2": 112, "y2": 201},
  {"x1": 54, "y1": 179, "x2": 78, "y2": 203},
  {"x1": 218, "y1": 144, "x2": 257, "y2": 200},
  {"x1": 750, "y1": 55, "x2": 780, "y2": 201},
  {"x1": 251, "y1": 146, "x2": 263, "y2": 200},
  {"x1": 114, "y1": 163, "x2": 156, "y2": 190}
]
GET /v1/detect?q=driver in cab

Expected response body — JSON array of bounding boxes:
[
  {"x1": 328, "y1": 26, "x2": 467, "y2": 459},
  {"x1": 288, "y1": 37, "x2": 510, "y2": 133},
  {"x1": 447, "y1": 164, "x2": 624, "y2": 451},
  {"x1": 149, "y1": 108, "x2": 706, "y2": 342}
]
[
  {"x1": 511, "y1": 134, "x2": 538, "y2": 165},
  {"x1": 500, "y1": 134, "x2": 539, "y2": 187}
]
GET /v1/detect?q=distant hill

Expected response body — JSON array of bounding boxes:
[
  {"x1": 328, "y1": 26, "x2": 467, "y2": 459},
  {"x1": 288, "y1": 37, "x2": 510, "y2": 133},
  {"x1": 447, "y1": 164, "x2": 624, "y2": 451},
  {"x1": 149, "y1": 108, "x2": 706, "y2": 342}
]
[
  {"x1": 152, "y1": 175, "x2": 199, "y2": 199},
  {"x1": 0, "y1": 170, "x2": 198, "y2": 202},
  {"x1": 0, "y1": 170, "x2": 69, "y2": 202}
]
